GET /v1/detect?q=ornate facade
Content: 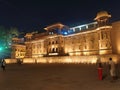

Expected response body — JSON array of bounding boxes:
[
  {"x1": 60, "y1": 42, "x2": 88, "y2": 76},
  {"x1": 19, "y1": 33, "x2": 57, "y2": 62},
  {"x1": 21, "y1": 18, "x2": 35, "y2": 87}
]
[
  {"x1": 11, "y1": 11, "x2": 116, "y2": 60},
  {"x1": 11, "y1": 37, "x2": 26, "y2": 59}
]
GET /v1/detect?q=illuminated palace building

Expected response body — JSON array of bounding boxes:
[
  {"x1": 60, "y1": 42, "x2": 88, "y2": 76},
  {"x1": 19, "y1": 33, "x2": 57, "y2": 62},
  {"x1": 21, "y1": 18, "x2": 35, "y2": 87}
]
[{"x1": 11, "y1": 11, "x2": 120, "y2": 63}]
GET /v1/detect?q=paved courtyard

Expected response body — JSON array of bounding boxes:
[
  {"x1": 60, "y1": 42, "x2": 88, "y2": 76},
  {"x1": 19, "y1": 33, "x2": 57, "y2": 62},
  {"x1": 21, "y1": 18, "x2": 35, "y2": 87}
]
[{"x1": 0, "y1": 63, "x2": 120, "y2": 90}]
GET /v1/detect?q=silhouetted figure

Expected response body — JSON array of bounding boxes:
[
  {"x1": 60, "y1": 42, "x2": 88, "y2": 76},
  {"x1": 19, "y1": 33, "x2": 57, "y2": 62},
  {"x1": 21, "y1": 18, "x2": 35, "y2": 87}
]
[
  {"x1": 1, "y1": 59, "x2": 6, "y2": 71},
  {"x1": 17, "y1": 59, "x2": 22, "y2": 65}
]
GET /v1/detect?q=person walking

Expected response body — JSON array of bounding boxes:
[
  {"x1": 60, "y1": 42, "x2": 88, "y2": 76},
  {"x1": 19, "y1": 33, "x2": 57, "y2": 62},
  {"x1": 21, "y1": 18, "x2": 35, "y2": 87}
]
[
  {"x1": 1, "y1": 59, "x2": 6, "y2": 71},
  {"x1": 108, "y1": 58, "x2": 116, "y2": 81}
]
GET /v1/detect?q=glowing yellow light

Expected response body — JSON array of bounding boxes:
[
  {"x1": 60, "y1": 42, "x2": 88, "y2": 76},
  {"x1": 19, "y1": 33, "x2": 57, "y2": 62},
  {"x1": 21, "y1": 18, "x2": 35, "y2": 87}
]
[
  {"x1": 6, "y1": 54, "x2": 119, "y2": 64},
  {"x1": 49, "y1": 53, "x2": 58, "y2": 55},
  {"x1": 5, "y1": 59, "x2": 17, "y2": 64}
]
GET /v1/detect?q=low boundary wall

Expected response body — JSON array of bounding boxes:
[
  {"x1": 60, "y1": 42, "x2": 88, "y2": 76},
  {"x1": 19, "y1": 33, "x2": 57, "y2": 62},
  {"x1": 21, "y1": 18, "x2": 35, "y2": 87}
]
[{"x1": 5, "y1": 54, "x2": 119, "y2": 64}]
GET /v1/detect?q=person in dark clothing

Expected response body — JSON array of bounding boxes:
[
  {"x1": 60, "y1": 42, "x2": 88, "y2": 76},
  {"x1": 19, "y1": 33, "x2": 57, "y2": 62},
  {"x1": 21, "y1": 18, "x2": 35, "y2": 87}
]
[{"x1": 1, "y1": 59, "x2": 6, "y2": 71}]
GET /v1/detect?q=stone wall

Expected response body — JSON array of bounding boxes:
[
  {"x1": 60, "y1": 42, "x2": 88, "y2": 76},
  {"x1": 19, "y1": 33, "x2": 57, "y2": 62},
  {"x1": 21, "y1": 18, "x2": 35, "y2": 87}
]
[
  {"x1": 112, "y1": 21, "x2": 120, "y2": 55},
  {"x1": 22, "y1": 54, "x2": 119, "y2": 64},
  {"x1": 5, "y1": 54, "x2": 119, "y2": 64},
  {"x1": 5, "y1": 59, "x2": 17, "y2": 64}
]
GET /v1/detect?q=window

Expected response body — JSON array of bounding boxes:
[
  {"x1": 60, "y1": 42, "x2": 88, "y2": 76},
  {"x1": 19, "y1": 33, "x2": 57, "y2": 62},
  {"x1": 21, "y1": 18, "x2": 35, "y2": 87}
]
[
  {"x1": 52, "y1": 41, "x2": 54, "y2": 44},
  {"x1": 56, "y1": 48, "x2": 58, "y2": 52},
  {"x1": 88, "y1": 24, "x2": 94, "y2": 29},
  {"x1": 52, "y1": 48, "x2": 55, "y2": 52},
  {"x1": 81, "y1": 26, "x2": 86, "y2": 30},
  {"x1": 56, "y1": 41, "x2": 58, "y2": 44},
  {"x1": 75, "y1": 28, "x2": 80, "y2": 32},
  {"x1": 49, "y1": 32, "x2": 51, "y2": 35}
]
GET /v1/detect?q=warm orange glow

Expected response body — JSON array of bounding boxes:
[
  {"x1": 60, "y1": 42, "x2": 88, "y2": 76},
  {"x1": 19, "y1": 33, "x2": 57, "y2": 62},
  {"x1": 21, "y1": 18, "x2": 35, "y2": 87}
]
[
  {"x1": 5, "y1": 59, "x2": 17, "y2": 64},
  {"x1": 69, "y1": 53, "x2": 74, "y2": 56},
  {"x1": 44, "y1": 28, "x2": 48, "y2": 30},
  {"x1": 49, "y1": 53, "x2": 58, "y2": 55},
  {"x1": 6, "y1": 54, "x2": 119, "y2": 64},
  {"x1": 75, "y1": 52, "x2": 80, "y2": 55},
  {"x1": 99, "y1": 50, "x2": 112, "y2": 55},
  {"x1": 99, "y1": 50, "x2": 107, "y2": 55},
  {"x1": 22, "y1": 58, "x2": 38, "y2": 63},
  {"x1": 44, "y1": 23, "x2": 64, "y2": 31}
]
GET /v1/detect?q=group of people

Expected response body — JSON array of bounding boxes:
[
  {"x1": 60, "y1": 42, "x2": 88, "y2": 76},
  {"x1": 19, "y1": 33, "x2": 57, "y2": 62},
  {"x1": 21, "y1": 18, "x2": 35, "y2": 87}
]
[{"x1": 97, "y1": 57, "x2": 118, "y2": 81}]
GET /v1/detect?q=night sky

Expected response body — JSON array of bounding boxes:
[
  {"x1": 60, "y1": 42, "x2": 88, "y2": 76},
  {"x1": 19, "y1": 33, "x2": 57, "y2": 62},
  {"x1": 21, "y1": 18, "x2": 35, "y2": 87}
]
[{"x1": 0, "y1": 0, "x2": 120, "y2": 32}]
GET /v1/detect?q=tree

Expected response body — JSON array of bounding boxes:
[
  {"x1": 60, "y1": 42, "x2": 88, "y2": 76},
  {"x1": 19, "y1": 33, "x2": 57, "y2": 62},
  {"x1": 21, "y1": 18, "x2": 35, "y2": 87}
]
[{"x1": 0, "y1": 26, "x2": 19, "y2": 58}]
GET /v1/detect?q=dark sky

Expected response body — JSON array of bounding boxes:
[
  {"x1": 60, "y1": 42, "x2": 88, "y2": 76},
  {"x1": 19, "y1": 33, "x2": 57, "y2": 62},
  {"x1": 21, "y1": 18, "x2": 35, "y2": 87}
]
[{"x1": 0, "y1": 0, "x2": 120, "y2": 32}]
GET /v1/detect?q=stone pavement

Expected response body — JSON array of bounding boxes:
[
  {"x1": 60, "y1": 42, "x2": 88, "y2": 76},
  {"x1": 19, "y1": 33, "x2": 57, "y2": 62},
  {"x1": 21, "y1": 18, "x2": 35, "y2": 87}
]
[{"x1": 0, "y1": 63, "x2": 120, "y2": 90}]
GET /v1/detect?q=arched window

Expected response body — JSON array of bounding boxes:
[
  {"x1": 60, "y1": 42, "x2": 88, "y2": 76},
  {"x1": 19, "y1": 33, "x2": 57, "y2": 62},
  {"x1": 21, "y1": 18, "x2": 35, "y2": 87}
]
[
  {"x1": 56, "y1": 48, "x2": 58, "y2": 52},
  {"x1": 52, "y1": 48, "x2": 55, "y2": 52},
  {"x1": 52, "y1": 41, "x2": 54, "y2": 44}
]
